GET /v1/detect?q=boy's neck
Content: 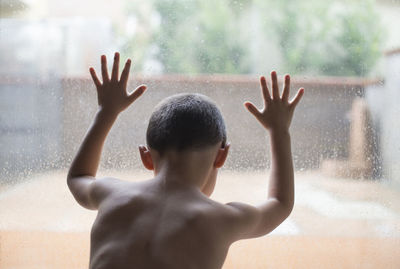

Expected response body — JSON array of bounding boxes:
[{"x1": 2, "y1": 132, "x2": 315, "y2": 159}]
[{"x1": 152, "y1": 150, "x2": 217, "y2": 190}]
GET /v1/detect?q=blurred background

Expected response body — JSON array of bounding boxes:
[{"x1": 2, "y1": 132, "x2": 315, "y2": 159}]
[{"x1": 0, "y1": 0, "x2": 399, "y2": 268}]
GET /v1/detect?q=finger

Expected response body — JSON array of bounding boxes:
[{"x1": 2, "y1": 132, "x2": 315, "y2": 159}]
[
  {"x1": 120, "y1": 59, "x2": 131, "y2": 88},
  {"x1": 111, "y1": 52, "x2": 120, "y2": 82},
  {"x1": 128, "y1": 85, "x2": 147, "y2": 104},
  {"x1": 244, "y1": 102, "x2": 262, "y2": 120},
  {"x1": 260, "y1": 76, "x2": 271, "y2": 104},
  {"x1": 271, "y1": 71, "x2": 280, "y2": 100},
  {"x1": 289, "y1": 88, "x2": 305, "y2": 109},
  {"x1": 89, "y1": 67, "x2": 101, "y2": 88},
  {"x1": 101, "y1": 55, "x2": 110, "y2": 83},
  {"x1": 281, "y1": 74, "x2": 290, "y2": 102}
]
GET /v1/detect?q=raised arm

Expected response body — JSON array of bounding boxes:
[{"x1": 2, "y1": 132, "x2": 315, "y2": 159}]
[
  {"x1": 225, "y1": 71, "x2": 304, "y2": 240},
  {"x1": 67, "y1": 52, "x2": 146, "y2": 210}
]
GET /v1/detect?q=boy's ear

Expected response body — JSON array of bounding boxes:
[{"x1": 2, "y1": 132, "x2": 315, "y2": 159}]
[
  {"x1": 139, "y1": 145, "x2": 154, "y2": 170},
  {"x1": 214, "y1": 143, "x2": 230, "y2": 168}
]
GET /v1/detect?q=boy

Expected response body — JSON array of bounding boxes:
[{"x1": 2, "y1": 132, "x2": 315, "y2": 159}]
[{"x1": 67, "y1": 52, "x2": 304, "y2": 269}]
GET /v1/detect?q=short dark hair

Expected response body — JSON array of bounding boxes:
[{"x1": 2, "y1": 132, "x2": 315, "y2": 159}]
[{"x1": 146, "y1": 93, "x2": 226, "y2": 154}]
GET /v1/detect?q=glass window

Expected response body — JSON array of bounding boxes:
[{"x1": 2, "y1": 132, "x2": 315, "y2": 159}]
[{"x1": 1, "y1": 0, "x2": 399, "y2": 268}]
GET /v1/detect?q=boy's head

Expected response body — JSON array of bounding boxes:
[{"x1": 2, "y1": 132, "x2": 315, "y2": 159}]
[
  {"x1": 146, "y1": 93, "x2": 227, "y2": 154},
  {"x1": 140, "y1": 93, "x2": 229, "y2": 196}
]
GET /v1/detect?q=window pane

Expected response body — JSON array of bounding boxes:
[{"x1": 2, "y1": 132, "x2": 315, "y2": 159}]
[{"x1": 1, "y1": 0, "x2": 399, "y2": 268}]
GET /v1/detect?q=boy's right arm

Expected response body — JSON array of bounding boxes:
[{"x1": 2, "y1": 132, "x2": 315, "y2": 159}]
[{"x1": 224, "y1": 71, "x2": 304, "y2": 240}]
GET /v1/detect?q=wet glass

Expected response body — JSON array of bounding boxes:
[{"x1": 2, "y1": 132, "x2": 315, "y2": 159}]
[{"x1": 1, "y1": 0, "x2": 399, "y2": 268}]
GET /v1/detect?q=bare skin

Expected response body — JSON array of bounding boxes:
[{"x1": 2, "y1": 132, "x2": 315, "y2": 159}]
[{"x1": 67, "y1": 52, "x2": 304, "y2": 269}]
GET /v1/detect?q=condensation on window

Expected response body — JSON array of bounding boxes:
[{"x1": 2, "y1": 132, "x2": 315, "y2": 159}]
[{"x1": 1, "y1": 0, "x2": 399, "y2": 268}]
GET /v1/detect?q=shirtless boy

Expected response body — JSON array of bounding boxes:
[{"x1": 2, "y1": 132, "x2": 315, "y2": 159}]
[{"x1": 67, "y1": 52, "x2": 304, "y2": 269}]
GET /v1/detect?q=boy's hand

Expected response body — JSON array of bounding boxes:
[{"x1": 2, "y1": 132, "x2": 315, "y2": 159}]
[
  {"x1": 244, "y1": 71, "x2": 304, "y2": 133},
  {"x1": 89, "y1": 52, "x2": 147, "y2": 116}
]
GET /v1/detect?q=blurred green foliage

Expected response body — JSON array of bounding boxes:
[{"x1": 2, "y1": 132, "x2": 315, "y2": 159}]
[
  {"x1": 123, "y1": 0, "x2": 383, "y2": 76},
  {"x1": 265, "y1": 0, "x2": 383, "y2": 76},
  {"x1": 153, "y1": 0, "x2": 251, "y2": 74}
]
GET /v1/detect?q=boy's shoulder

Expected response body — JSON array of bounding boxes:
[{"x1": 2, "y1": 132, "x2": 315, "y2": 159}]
[
  {"x1": 93, "y1": 177, "x2": 235, "y2": 219},
  {"x1": 89, "y1": 177, "x2": 144, "y2": 209}
]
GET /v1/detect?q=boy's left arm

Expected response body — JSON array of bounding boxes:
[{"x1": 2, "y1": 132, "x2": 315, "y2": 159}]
[{"x1": 67, "y1": 52, "x2": 146, "y2": 210}]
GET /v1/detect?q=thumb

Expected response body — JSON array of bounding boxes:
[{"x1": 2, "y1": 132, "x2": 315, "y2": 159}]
[
  {"x1": 128, "y1": 85, "x2": 147, "y2": 104},
  {"x1": 244, "y1": 102, "x2": 262, "y2": 119}
]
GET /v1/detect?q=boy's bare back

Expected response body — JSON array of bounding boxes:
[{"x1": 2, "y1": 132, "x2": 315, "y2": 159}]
[
  {"x1": 67, "y1": 52, "x2": 304, "y2": 268},
  {"x1": 89, "y1": 179, "x2": 234, "y2": 269}
]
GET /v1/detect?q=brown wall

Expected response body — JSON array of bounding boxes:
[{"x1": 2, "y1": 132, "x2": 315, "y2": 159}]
[{"x1": 61, "y1": 74, "x2": 378, "y2": 171}]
